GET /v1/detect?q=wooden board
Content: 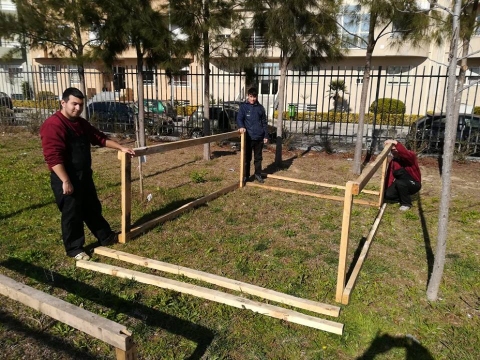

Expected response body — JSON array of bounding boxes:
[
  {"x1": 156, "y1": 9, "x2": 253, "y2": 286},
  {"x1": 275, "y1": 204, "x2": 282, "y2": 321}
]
[
  {"x1": 77, "y1": 261, "x2": 344, "y2": 335},
  {"x1": 342, "y1": 203, "x2": 387, "y2": 304},
  {"x1": 0, "y1": 274, "x2": 133, "y2": 351},
  {"x1": 94, "y1": 247, "x2": 340, "y2": 317},
  {"x1": 353, "y1": 144, "x2": 392, "y2": 195}
]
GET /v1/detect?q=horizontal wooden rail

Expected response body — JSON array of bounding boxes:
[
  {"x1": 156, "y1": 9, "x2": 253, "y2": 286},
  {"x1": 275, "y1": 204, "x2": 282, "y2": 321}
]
[
  {"x1": 94, "y1": 247, "x2": 340, "y2": 317},
  {"x1": 246, "y1": 182, "x2": 378, "y2": 206},
  {"x1": 125, "y1": 131, "x2": 239, "y2": 158},
  {"x1": 77, "y1": 261, "x2": 344, "y2": 335},
  {"x1": 0, "y1": 274, "x2": 135, "y2": 358}
]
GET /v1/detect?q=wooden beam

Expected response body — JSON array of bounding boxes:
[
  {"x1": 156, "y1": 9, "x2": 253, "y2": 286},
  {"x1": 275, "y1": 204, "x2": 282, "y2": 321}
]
[
  {"x1": 262, "y1": 174, "x2": 345, "y2": 190},
  {"x1": 352, "y1": 144, "x2": 392, "y2": 195},
  {"x1": 0, "y1": 274, "x2": 134, "y2": 352},
  {"x1": 378, "y1": 156, "x2": 388, "y2": 207},
  {"x1": 131, "y1": 131, "x2": 239, "y2": 157},
  {"x1": 77, "y1": 261, "x2": 344, "y2": 335},
  {"x1": 94, "y1": 247, "x2": 340, "y2": 317},
  {"x1": 342, "y1": 203, "x2": 387, "y2": 304},
  {"x1": 246, "y1": 182, "x2": 378, "y2": 206},
  {"x1": 240, "y1": 132, "x2": 245, "y2": 188},
  {"x1": 336, "y1": 181, "x2": 354, "y2": 302},
  {"x1": 129, "y1": 183, "x2": 238, "y2": 239},
  {"x1": 118, "y1": 152, "x2": 132, "y2": 244}
]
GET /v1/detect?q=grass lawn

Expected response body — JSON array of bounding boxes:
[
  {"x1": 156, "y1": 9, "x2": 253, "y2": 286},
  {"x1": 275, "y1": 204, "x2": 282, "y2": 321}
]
[{"x1": 0, "y1": 131, "x2": 478, "y2": 360}]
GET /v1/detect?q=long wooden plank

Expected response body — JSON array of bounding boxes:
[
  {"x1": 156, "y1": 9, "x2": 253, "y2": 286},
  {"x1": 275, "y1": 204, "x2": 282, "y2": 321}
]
[
  {"x1": 77, "y1": 261, "x2": 344, "y2": 335},
  {"x1": 94, "y1": 247, "x2": 340, "y2": 317},
  {"x1": 129, "y1": 183, "x2": 238, "y2": 239},
  {"x1": 118, "y1": 152, "x2": 132, "y2": 244},
  {"x1": 132, "y1": 131, "x2": 239, "y2": 157},
  {"x1": 342, "y1": 203, "x2": 387, "y2": 304},
  {"x1": 378, "y1": 156, "x2": 388, "y2": 207},
  {"x1": 352, "y1": 144, "x2": 392, "y2": 195},
  {"x1": 240, "y1": 132, "x2": 245, "y2": 188},
  {"x1": 0, "y1": 274, "x2": 133, "y2": 351},
  {"x1": 336, "y1": 181, "x2": 354, "y2": 303},
  {"x1": 246, "y1": 182, "x2": 378, "y2": 206}
]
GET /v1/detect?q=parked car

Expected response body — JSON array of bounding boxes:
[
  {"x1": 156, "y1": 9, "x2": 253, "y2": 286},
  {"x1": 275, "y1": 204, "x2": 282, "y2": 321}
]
[
  {"x1": 0, "y1": 92, "x2": 14, "y2": 123},
  {"x1": 86, "y1": 101, "x2": 135, "y2": 132},
  {"x1": 0, "y1": 92, "x2": 13, "y2": 110},
  {"x1": 186, "y1": 105, "x2": 236, "y2": 138},
  {"x1": 406, "y1": 113, "x2": 480, "y2": 153},
  {"x1": 133, "y1": 99, "x2": 176, "y2": 135}
]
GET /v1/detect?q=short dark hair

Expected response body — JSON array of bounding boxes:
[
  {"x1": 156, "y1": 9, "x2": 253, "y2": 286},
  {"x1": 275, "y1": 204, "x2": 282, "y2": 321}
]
[
  {"x1": 247, "y1": 87, "x2": 258, "y2": 96},
  {"x1": 62, "y1": 87, "x2": 84, "y2": 102}
]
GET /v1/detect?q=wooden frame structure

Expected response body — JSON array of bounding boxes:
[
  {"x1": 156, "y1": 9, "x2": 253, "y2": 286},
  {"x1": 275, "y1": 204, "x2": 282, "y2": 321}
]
[
  {"x1": 239, "y1": 136, "x2": 393, "y2": 305},
  {"x1": 0, "y1": 274, "x2": 136, "y2": 360},
  {"x1": 117, "y1": 131, "x2": 240, "y2": 243}
]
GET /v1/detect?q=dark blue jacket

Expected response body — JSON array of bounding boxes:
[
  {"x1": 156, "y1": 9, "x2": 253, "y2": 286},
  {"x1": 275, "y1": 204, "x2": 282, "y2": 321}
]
[{"x1": 236, "y1": 100, "x2": 268, "y2": 140}]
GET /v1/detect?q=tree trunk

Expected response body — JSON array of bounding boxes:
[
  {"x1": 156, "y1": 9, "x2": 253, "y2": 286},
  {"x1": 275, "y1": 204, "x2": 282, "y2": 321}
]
[
  {"x1": 203, "y1": 0, "x2": 211, "y2": 160},
  {"x1": 426, "y1": 0, "x2": 462, "y2": 301},
  {"x1": 352, "y1": 52, "x2": 372, "y2": 175},
  {"x1": 274, "y1": 56, "x2": 287, "y2": 166}
]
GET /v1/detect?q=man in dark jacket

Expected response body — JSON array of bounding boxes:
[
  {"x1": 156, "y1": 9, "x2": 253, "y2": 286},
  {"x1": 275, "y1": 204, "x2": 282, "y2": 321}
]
[
  {"x1": 384, "y1": 139, "x2": 422, "y2": 211},
  {"x1": 40, "y1": 87, "x2": 135, "y2": 260},
  {"x1": 236, "y1": 87, "x2": 269, "y2": 183}
]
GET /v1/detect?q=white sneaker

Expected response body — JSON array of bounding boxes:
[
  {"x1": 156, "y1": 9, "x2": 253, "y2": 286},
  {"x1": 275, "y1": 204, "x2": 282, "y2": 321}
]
[
  {"x1": 399, "y1": 205, "x2": 411, "y2": 211},
  {"x1": 74, "y1": 252, "x2": 91, "y2": 261}
]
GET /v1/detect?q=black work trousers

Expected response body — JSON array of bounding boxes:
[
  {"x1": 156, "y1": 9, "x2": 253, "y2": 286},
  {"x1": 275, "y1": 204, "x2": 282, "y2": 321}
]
[
  {"x1": 51, "y1": 169, "x2": 112, "y2": 257},
  {"x1": 244, "y1": 137, "x2": 264, "y2": 178},
  {"x1": 384, "y1": 169, "x2": 421, "y2": 207}
]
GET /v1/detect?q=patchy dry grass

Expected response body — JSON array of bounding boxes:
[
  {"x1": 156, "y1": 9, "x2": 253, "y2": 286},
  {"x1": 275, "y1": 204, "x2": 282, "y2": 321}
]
[{"x1": 0, "y1": 132, "x2": 479, "y2": 359}]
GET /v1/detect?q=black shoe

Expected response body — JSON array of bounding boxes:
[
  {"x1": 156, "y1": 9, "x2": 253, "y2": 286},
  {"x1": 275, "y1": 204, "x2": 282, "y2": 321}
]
[
  {"x1": 254, "y1": 174, "x2": 264, "y2": 183},
  {"x1": 100, "y1": 232, "x2": 118, "y2": 246}
]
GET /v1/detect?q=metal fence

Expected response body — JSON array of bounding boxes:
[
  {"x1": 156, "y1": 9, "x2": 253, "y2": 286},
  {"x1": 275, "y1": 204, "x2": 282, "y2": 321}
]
[{"x1": 1, "y1": 64, "x2": 479, "y2": 154}]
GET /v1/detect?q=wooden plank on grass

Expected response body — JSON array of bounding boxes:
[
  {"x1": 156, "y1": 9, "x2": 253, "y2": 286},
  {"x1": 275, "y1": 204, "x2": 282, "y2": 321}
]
[
  {"x1": 129, "y1": 182, "x2": 238, "y2": 239},
  {"x1": 0, "y1": 274, "x2": 133, "y2": 351},
  {"x1": 342, "y1": 203, "x2": 386, "y2": 304},
  {"x1": 118, "y1": 151, "x2": 132, "y2": 244},
  {"x1": 94, "y1": 247, "x2": 340, "y2": 317},
  {"x1": 77, "y1": 261, "x2": 344, "y2": 335},
  {"x1": 246, "y1": 182, "x2": 378, "y2": 206}
]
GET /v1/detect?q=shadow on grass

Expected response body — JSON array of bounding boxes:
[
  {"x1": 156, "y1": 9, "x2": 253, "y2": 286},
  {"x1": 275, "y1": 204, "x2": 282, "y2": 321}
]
[
  {"x1": 417, "y1": 195, "x2": 434, "y2": 285},
  {"x1": 356, "y1": 332, "x2": 434, "y2": 360},
  {"x1": 211, "y1": 150, "x2": 237, "y2": 159},
  {"x1": 263, "y1": 153, "x2": 298, "y2": 175},
  {"x1": 0, "y1": 308, "x2": 99, "y2": 359},
  {"x1": 0, "y1": 200, "x2": 55, "y2": 221},
  {"x1": 1, "y1": 259, "x2": 215, "y2": 360},
  {"x1": 345, "y1": 236, "x2": 367, "y2": 283}
]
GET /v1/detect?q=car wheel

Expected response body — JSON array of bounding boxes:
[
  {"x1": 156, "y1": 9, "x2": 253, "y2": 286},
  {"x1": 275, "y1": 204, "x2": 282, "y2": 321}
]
[{"x1": 191, "y1": 128, "x2": 203, "y2": 138}]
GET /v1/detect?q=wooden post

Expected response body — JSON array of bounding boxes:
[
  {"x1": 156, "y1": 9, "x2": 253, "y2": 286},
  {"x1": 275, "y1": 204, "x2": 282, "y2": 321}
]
[
  {"x1": 336, "y1": 181, "x2": 354, "y2": 303},
  {"x1": 378, "y1": 155, "x2": 388, "y2": 207},
  {"x1": 239, "y1": 132, "x2": 245, "y2": 187},
  {"x1": 118, "y1": 151, "x2": 132, "y2": 243}
]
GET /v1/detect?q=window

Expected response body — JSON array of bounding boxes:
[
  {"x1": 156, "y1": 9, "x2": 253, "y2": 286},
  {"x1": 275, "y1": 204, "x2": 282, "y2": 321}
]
[
  {"x1": 338, "y1": 6, "x2": 369, "y2": 49},
  {"x1": 249, "y1": 30, "x2": 266, "y2": 49},
  {"x1": 7, "y1": 66, "x2": 23, "y2": 79},
  {"x1": 475, "y1": 16, "x2": 480, "y2": 36},
  {"x1": 0, "y1": 37, "x2": 20, "y2": 48},
  {"x1": 387, "y1": 66, "x2": 411, "y2": 85},
  {"x1": 69, "y1": 67, "x2": 80, "y2": 84},
  {"x1": 256, "y1": 63, "x2": 278, "y2": 95},
  {"x1": 89, "y1": 27, "x2": 100, "y2": 46},
  {"x1": 467, "y1": 67, "x2": 480, "y2": 85},
  {"x1": 40, "y1": 65, "x2": 57, "y2": 84},
  {"x1": 356, "y1": 67, "x2": 365, "y2": 84},
  {"x1": 142, "y1": 67, "x2": 154, "y2": 85},
  {"x1": 172, "y1": 67, "x2": 189, "y2": 87}
]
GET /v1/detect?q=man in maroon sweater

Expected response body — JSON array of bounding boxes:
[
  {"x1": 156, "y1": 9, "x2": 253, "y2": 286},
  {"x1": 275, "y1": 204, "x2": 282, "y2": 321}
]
[
  {"x1": 40, "y1": 87, "x2": 135, "y2": 260},
  {"x1": 383, "y1": 139, "x2": 422, "y2": 211}
]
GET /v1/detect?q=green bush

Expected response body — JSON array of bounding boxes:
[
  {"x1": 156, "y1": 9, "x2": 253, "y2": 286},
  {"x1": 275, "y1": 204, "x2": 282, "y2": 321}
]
[
  {"x1": 36, "y1": 91, "x2": 58, "y2": 101},
  {"x1": 474, "y1": 106, "x2": 480, "y2": 115},
  {"x1": 13, "y1": 99, "x2": 60, "y2": 110},
  {"x1": 369, "y1": 98, "x2": 406, "y2": 115}
]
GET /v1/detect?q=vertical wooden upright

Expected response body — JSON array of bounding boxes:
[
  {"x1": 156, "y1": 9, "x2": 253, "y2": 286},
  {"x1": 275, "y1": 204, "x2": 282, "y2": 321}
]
[
  {"x1": 336, "y1": 181, "x2": 354, "y2": 303},
  {"x1": 118, "y1": 151, "x2": 132, "y2": 244},
  {"x1": 239, "y1": 132, "x2": 245, "y2": 188},
  {"x1": 378, "y1": 156, "x2": 388, "y2": 207}
]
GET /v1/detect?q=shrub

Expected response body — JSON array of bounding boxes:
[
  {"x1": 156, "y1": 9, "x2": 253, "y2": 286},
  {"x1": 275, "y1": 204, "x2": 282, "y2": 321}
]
[
  {"x1": 369, "y1": 98, "x2": 406, "y2": 115},
  {"x1": 474, "y1": 106, "x2": 480, "y2": 115},
  {"x1": 13, "y1": 99, "x2": 60, "y2": 111},
  {"x1": 36, "y1": 91, "x2": 58, "y2": 101}
]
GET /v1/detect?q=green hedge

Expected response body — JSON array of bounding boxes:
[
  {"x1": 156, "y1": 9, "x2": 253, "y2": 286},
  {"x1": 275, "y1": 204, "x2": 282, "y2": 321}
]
[
  {"x1": 13, "y1": 99, "x2": 61, "y2": 110},
  {"x1": 274, "y1": 110, "x2": 419, "y2": 126},
  {"x1": 369, "y1": 98, "x2": 406, "y2": 115}
]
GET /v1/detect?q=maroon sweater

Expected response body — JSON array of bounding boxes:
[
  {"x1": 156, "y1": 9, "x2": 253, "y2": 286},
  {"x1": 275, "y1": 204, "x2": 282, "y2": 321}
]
[
  {"x1": 40, "y1": 111, "x2": 107, "y2": 170},
  {"x1": 385, "y1": 142, "x2": 421, "y2": 187}
]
